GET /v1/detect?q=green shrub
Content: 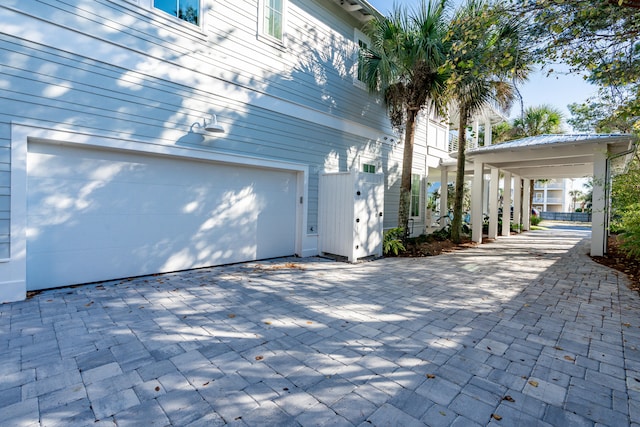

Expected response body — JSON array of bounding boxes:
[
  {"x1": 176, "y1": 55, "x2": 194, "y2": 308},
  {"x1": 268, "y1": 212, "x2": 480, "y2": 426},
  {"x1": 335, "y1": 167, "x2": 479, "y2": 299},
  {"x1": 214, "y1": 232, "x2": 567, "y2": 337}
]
[
  {"x1": 530, "y1": 215, "x2": 542, "y2": 226},
  {"x1": 383, "y1": 227, "x2": 406, "y2": 256},
  {"x1": 431, "y1": 226, "x2": 451, "y2": 241},
  {"x1": 619, "y1": 204, "x2": 640, "y2": 258}
]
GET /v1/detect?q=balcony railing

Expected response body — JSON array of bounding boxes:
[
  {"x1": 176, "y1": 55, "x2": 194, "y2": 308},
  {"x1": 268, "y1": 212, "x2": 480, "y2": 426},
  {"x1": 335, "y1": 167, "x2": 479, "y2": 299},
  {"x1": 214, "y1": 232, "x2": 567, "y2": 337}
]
[
  {"x1": 448, "y1": 135, "x2": 478, "y2": 153},
  {"x1": 533, "y1": 197, "x2": 564, "y2": 204}
]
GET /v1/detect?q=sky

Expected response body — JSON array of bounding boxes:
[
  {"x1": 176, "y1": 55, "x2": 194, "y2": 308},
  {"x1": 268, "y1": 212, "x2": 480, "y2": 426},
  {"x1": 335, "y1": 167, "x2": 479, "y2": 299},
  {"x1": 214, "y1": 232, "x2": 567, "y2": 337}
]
[{"x1": 365, "y1": 0, "x2": 599, "y2": 130}]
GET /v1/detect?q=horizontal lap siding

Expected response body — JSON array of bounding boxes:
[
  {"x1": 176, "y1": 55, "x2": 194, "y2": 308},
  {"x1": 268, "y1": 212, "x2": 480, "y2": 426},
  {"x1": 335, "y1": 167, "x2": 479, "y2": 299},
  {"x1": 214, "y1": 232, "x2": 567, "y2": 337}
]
[{"x1": 0, "y1": 0, "x2": 394, "y2": 252}]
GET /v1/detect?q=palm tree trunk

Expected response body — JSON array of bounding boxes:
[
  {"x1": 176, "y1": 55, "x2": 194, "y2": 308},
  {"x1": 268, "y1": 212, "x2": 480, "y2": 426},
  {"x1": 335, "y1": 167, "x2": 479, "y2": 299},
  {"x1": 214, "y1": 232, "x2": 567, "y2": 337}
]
[
  {"x1": 451, "y1": 108, "x2": 467, "y2": 244},
  {"x1": 398, "y1": 108, "x2": 418, "y2": 241},
  {"x1": 529, "y1": 179, "x2": 535, "y2": 219}
]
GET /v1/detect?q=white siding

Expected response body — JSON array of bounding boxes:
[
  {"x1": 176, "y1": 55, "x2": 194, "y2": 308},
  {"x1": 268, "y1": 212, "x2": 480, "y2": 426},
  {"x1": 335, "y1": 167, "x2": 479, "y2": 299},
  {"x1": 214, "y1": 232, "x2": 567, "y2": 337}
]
[{"x1": 0, "y1": 0, "x2": 403, "y2": 301}]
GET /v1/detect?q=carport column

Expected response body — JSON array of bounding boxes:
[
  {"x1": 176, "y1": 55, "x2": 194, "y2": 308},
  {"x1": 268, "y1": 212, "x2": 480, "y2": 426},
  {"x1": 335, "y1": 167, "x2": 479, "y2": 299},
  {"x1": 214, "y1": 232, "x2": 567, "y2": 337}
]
[
  {"x1": 591, "y1": 148, "x2": 608, "y2": 256},
  {"x1": 471, "y1": 160, "x2": 484, "y2": 243},
  {"x1": 488, "y1": 167, "x2": 500, "y2": 239},
  {"x1": 513, "y1": 175, "x2": 522, "y2": 232},
  {"x1": 502, "y1": 171, "x2": 512, "y2": 237},
  {"x1": 473, "y1": 119, "x2": 480, "y2": 149},
  {"x1": 440, "y1": 167, "x2": 448, "y2": 226},
  {"x1": 484, "y1": 118, "x2": 492, "y2": 146},
  {"x1": 522, "y1": 178, "x2": 531, "y2": 231}
]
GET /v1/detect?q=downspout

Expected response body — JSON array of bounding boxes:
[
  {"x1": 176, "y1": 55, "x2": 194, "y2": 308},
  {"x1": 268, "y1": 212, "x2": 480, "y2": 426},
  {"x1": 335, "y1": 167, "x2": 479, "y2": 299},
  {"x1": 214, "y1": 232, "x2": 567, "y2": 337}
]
[{"x1": 604, "y1": 142, "x2": 637, "y2": 252}]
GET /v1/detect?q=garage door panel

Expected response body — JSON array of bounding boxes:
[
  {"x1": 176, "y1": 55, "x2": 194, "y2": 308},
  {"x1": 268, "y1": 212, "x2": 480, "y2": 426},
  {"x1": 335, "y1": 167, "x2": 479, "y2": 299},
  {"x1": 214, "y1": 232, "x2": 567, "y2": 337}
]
[{"x1": 27, "y1": 142, "x2": 297, "y2": 290}]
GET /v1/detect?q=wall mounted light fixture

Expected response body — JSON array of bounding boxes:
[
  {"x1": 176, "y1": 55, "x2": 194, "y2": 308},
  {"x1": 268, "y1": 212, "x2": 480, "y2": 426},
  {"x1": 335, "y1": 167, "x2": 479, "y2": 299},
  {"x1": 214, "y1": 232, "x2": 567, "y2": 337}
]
[{"x1": 204, "y1": 114, "x2": 225, "y2": 133}]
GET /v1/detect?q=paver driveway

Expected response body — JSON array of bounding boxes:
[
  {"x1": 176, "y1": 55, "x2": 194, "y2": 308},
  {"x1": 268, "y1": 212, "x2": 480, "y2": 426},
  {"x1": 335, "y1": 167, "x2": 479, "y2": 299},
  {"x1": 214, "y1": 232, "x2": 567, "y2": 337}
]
[{"x1": 1, "y1": 225, "x2": 639, "y2": 426}]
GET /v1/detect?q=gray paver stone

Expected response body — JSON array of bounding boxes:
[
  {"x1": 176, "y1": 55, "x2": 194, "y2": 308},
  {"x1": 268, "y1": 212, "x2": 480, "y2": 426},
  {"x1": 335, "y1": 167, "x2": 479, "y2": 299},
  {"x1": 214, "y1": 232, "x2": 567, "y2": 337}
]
[
  {"x1": 415, "y1": 376, "x2": 461, "y2": 406},
  {"x1": 91, "y1": 388, "x2": 139, "y2": 420},
  {"x1": 367, "y1": 403, "x2": 425, "y2": 427}
]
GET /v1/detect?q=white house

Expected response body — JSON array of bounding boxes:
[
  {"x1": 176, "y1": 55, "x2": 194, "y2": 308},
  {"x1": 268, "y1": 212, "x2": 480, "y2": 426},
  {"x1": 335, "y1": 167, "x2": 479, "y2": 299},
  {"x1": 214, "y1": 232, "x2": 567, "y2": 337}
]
[{"x1": 0, "y1": 0, "x2": 460, "y2": 302}]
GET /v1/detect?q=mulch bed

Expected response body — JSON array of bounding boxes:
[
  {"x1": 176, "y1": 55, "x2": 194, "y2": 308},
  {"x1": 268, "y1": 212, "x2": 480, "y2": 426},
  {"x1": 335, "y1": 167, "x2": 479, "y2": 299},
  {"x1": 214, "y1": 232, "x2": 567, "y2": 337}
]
[
  {"x1": 592, "y1": 234, "x2": 640, "y2": 294},
  {"x1": 398, "y1": 235, "x2": 478, "y2": 257}
]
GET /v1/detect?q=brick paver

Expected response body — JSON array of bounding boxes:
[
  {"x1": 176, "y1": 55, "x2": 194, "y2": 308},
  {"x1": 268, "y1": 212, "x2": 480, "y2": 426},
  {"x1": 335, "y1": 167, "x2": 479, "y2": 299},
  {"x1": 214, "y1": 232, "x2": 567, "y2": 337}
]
[{"x1": 1, "y1": 224, "x2": 639, "y2": 426}]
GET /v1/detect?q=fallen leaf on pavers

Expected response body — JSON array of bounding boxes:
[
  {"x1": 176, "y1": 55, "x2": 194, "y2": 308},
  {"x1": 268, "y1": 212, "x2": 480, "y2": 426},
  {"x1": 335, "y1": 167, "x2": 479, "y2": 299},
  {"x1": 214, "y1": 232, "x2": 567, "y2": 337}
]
[
  {"x1": 426, "y1": 374, "x2": 436, "y2": 379},
  {"x1": 155, "y1": 386, "x2": 160, "y2": 392},
  {"x1": 85, "y1": 301, "x2": 94, "y2": 307},
  {"x1": 528, "y1": 380, "x2": 539, "y2": 387},
  {"x1": 255, "y1": 355, "x2": 264, "y2": 361},
  {"x1": 283, "y1": 387, "x2": 289, "y2": 391},
  {"x1": 306, "y1": 321, "x2": 313, "y2": 324},
  {"x1": 234, "y1": 417, "x2": 242, "y2": 421},
  {"x1": 491, "y1": 414, "x2": 503, "y2": 421},
  {"x1": 439, "y1": 411, "x2": 447, "y2": 416},
  {"x1": 503, "y1": 396, "x2": 515, "y2": 402},
  {"x1": 523, "y1": 304, "x2": 530, "y2": 307},
  {"x1": 623, "y1": 323, "x2": 632, "y2": 327},
  {"x1": 564, "y1": 355, "x2": 576, "y2": 362},
  {"x1": 203, "y1": 381, "x2": 210, "y2": 386},
  {"x1": 264, "y1": 321, "x2": 272, "y2": 325},
  {"x1": 228, "y1": 314, "x2": 236, "y2": 318},
  {"x1": 554, "y1": 346, "x2": 564, "y2": 351},
  {"x1": 139, "y1": 306, "x2": 145, "y2": 309}
]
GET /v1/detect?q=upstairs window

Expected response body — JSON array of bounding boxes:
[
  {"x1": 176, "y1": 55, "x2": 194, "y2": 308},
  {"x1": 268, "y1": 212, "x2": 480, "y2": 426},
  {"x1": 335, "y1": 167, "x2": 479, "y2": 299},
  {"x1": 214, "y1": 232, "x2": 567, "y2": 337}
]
[
  {"x1": 263, "y1": 0, "x2": 285, "y2": 41},
  {"x1": 363, "y1": 164, "x2": 376, "y2": 174},
  {"x1": 354, "y1": 29, "x2": 371, "y2": 88},
  {"x1": 154, "y1": 0, "x2": 200, "y2": 25}
]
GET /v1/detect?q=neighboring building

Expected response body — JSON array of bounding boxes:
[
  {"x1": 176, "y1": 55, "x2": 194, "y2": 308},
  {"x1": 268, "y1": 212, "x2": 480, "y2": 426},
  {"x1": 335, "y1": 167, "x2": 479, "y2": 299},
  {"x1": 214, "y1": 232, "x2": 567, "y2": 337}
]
[
  {"x1": 532, "y1": 178, "x2": 590, "y2": 213},
  {"x1": 0, "y1": 0, "x2": 458, "y2": 302},
  {"x1": 532, "y1": 179, "x2": 568, "y2": 213}
]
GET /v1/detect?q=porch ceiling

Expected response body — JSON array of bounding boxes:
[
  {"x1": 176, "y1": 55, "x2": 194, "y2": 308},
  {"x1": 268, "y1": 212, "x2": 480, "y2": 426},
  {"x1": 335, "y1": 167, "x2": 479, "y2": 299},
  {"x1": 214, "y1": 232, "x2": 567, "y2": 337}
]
[{"x1": 466, "y1": 133, "x2": 637, "y2": 179}]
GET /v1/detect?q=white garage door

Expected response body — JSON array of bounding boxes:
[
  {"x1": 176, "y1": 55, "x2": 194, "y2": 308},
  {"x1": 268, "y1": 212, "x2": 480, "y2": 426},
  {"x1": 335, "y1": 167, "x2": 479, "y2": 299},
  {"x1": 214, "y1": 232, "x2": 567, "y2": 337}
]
[{"x1": 26, "y1": 142, "x2": 297, "y2": 290}]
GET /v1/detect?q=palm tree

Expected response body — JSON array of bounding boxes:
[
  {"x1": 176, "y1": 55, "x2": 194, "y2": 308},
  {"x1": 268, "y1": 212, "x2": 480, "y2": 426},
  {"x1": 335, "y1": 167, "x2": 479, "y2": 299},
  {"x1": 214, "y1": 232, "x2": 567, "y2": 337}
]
[
  {"x1": 569, "y1": 189, "x2": 583, "y2": 211},
  {"x1": 512, "y1": 105, "x2": 565, "y2": 216},
  {"x1": 513, "y1": 105, "x2": 564, "y2": 136},
  {"x1": 447, "y1": 0, "x2": 531, "y2": 243},
  {"x1": 360, "y1": 0, "x2": 450, "y2": 239}
]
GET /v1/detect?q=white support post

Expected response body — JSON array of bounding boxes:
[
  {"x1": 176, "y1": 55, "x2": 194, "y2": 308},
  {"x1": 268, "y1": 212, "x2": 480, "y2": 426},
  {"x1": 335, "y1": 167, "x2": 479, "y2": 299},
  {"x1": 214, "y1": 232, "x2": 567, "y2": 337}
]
[
  {"x1": 502, "y1": 172, "x2": 512, "y2": 237},
  {"x1": 522, "y1": 179, "x2": 531, "y2": 231},
  {"x1": 472, "y1": 119, "x2": 479, "y2": 149},
  {"x1": 513, "y1": 175, "x2": 521, "y2": 233},
  {"x1": 484, "y1": 118, "x2": 492, "y2": 146},
  {"x1": 440, "y1": 167, "x2": 448, "y2": 227},
  {"x1": 471, "y1": 161, "x2": 484, "y2": 243},
  {"x1": 591, "y1": 148, "x2": 608, "y2": 256},
  {"x1": 488, "y1": 168, "x2": 499, "y2": 239}
]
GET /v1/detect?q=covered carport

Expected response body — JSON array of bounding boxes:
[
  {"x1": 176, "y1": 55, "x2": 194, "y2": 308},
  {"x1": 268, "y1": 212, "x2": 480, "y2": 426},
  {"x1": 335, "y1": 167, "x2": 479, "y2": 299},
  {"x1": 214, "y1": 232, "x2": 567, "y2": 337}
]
[{"x1": 464, "y1": 134, "x2": 636, "y2": 256}]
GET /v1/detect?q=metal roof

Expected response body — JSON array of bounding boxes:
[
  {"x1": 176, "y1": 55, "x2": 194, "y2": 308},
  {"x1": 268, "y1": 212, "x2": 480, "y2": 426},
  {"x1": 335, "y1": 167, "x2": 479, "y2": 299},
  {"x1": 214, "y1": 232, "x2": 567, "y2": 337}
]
[
  {"x1": 468, "y1": 133, "x2": 632, "y2": 154},
  {"x1": 462, "y1": 133, "x2": 637, "y2": 179}
]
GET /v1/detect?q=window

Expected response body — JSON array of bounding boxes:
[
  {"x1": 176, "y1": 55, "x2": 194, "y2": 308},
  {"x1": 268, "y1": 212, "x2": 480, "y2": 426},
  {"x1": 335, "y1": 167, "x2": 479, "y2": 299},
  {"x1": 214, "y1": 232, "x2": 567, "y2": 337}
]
[
  {"x1": 154, "y1": 0, "x2": 200, "y2": 25},
  {"x1": 363, "y1": 163, "x2": 376, "y2": 174},
  {"x1": 263, "y1": 0, "x2": 284, "y2": 41},
  {"x1": 354, "y1": 29, "x2": 371, "y2": 88},
  {"x1": 411, "y1": 174, "x2": 421, "y2": 217}
]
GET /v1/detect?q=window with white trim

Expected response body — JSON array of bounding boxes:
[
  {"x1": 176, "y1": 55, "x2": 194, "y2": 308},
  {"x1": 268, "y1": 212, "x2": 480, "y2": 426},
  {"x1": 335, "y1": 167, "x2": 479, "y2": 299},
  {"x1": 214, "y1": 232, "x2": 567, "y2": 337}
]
[
  {"x1": 353, "y1": 29, "x2": 371, "y2": 88},
  {"x1": 363, "y1": 163, "x2": 376, "y2": 174},
  {"x1": 261, "y1": 0, "x2": 285, "y2": 42},
  {"x1": 154, "y1": 0, "x2": 200, "y2": 25}
]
